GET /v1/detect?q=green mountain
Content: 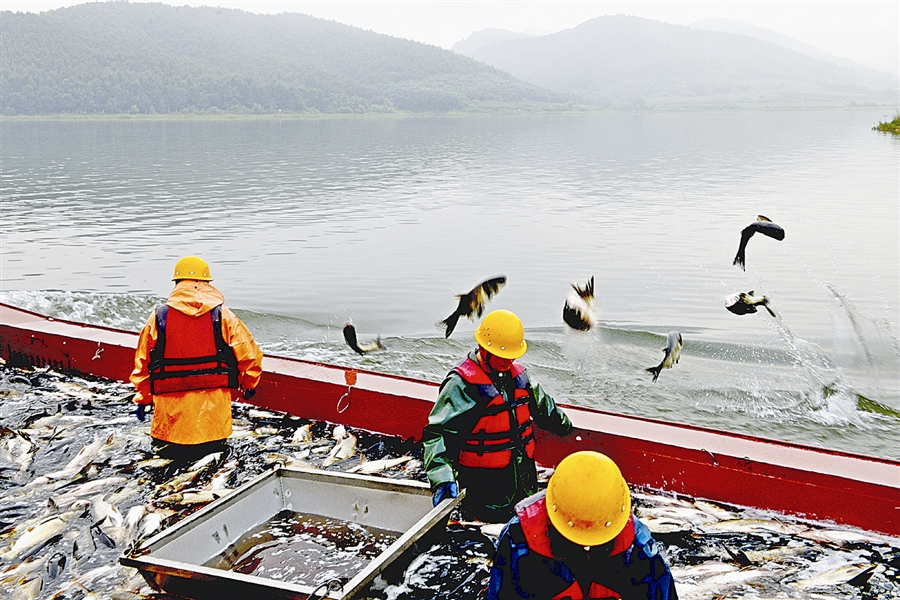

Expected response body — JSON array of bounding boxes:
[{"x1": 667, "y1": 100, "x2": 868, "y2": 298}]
[
  {"x1": 455, "y1": 16, "x2": 899, "y2": 109},
  {"x1": 0, "y1": 2, "x2": 566, "y2": 115}
]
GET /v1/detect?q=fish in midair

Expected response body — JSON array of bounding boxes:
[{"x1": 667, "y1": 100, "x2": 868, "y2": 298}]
[
  {"x1": 646, "y1": 331, "x2": 683, "y2": 383},
  {"x1": 439, "y1": 276, "x2": 507, "y2": 338},
  {"x1": 733, "y1": 215, "x2": 785, "y2": 271},
  {"x1": 563, "y1": 276, "x2": 595, "y2": 331},
  {"x1": 725, "y1": 291, "x2": 776, "y2": 317},
  {"x1": 342, "y1": 323, "x2": 385, "y2": 355}
]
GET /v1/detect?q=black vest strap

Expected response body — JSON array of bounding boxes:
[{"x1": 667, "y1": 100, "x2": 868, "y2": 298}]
[{"x1": 148, "y1": 305, "x2": 239, "y2": 394}]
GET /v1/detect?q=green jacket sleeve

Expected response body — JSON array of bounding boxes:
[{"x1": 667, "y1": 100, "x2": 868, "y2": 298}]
[
  {"x1": 422, "y1": 373, "x2": 478, "y2": 489},
  {"x1": 529, "y1": 381, "x2": 573, "y2": 437}
]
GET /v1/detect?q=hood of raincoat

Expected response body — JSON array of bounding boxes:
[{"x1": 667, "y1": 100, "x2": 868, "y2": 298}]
[{"x1": 166, "y1": 280, "x2": 225, "y2": 318}]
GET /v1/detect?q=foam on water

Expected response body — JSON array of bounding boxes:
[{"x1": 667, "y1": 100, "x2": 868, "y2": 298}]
[{"x1": 2, "y1": 289, "x2": 898, "y2": 459}]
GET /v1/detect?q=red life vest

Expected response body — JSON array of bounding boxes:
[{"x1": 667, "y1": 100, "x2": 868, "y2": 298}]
[
  {"x1": 453, "y1": 356, "x2": 535, "y2": 469},
  {"x1": 516, "y1": 494, "x2": 636, "y2": 600},
  {"x1": 148, "y1": 305, "x2": 238, "y2": 395}
]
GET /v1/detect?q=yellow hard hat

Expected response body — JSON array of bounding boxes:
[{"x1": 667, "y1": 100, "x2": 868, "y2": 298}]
[
  {"x1": 474, "y1": 309, "x2": 527, "y2": 359},
  {"x1": 546, "y1": 451, "x2": 631, "y2": 546},
  {"x1": 172, "y1": 256, "x2": 212, "y2": 281}
]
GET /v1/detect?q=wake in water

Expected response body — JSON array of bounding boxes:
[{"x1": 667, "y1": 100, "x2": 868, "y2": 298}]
[
  {"x1": 2, "y1": 290, "x2": 898, "y2": 459},
  {"x1": 0, "y1": 290, "x2": 162, "y2": 332}
]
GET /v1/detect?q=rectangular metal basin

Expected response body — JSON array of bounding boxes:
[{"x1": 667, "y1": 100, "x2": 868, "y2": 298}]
[{"x1": 121, "y1": 467, "x2": 463, "y2": 599}]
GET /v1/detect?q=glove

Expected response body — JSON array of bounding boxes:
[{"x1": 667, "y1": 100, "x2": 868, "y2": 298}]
[
  {"x1": 432, "y1": 481, "x2": 459, "y2": 507},
  {"x1": 243, "y1": 388, "x2": 256, "y2": 400},
  {"x1": 135, "y1": 404, "x2": 152, "y2": 422}
]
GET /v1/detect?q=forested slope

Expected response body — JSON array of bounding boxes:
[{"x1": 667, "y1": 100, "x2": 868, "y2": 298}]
[{"x1": 0, "y1": 2, "x2": 566, "y2": 115}]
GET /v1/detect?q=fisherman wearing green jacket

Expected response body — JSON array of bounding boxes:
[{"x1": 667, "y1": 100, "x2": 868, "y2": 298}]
[{"x1": 423, "y1": 310, "x2": 573, "y2": 523}]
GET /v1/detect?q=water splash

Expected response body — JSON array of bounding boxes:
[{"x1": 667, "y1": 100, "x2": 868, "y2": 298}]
[{"x1": 0, "y1": 289, "x2": 162, "y2": 332}]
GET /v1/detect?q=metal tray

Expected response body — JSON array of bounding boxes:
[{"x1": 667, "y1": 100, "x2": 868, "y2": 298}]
[{"x1": 120, "y1": 466, "x2": 463, "y2": 599}]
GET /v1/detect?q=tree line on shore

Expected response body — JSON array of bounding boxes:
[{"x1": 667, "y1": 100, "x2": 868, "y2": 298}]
[{"x1": 0, "y1": 2, "x2": 569, "y2": 116}]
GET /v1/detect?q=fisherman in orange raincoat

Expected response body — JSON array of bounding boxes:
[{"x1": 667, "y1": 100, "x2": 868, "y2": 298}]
[{"x1": 130, "y1": 256, "x2": 263, "y2": 461}]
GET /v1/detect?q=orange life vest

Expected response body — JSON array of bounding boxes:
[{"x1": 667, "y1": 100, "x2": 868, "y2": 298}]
[
  {"x1": 453, "y1": 356, "x2": 535, "y2": 469},
  {"x1": 148, "y1": 305, "x2": 238, "y2": 395}
]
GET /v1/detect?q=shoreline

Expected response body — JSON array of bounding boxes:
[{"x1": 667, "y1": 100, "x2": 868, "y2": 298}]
[{"x1": 1, "y1": 102, "x2": 897, "y2": 121}]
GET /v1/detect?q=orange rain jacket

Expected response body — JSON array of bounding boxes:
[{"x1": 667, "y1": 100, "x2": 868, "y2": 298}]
[{"x1": 130, "y1": 281, "x2": 263, "y2": 445}]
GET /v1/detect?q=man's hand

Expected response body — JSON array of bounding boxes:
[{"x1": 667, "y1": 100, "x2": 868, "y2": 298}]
[
  {"x1": 135, "y1": 403, "x2": 152, "y2": 421},
  {"x1": 432, "y1": 481, "x2": 459, "y2": 506}
]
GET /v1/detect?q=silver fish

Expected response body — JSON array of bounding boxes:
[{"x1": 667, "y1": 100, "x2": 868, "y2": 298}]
[
  {"x1": 646, "y1": 331, "x2": 683, "y2": 382},
  {"x1": 562, "y1": 276, "x2": 596, "y2": 331},
  {"x1": 439, "y1": 276, "x2": 507, "y2": 338},
  {"x1": 90, "y1": 495, "x2": 126, "y2": 547},
  {"x1": 0, "y1": 433, "x2": 33, "y2": 472},
  {"x1": 48, "y1": 476, "x2": 127, "y2": 510},
  {"x1": 798, "y1": 527, "x2": 888, "y2": 546},
  {"x1": 154, "y1": 455, "x2": 220, "y2": 497},
  {"x1": 322, "y1": 433, "x2": 358, "y2": 467},
  {"x1": 726, "y1": 290, "x2": 776, "y2": 317},
  {"x1": 291, "y1": 424, "x2": 313, "y2": 444},
  {"x1": 788, "y1": 562, "x2": 875, "y2": 589},
  {"x1": 156, "y1": 490, "x2": 228, "y2": 507},
  {"x1": 46, "y1": 551, "x2": 66, "y2": 579},
  {"x1": 733, "y1": 215, "x2": 785, "y2": 271},
  {"x1": 704, "y1": 518, "x2": 808, "y2": 536},
  {"x1": 135, "y1": 510, "x2": 170, "y2": 543},
  {"x1": 636, "y1": 506, "x2": 719, "y2": 525},
  {"x1": 0, "y1": 554, "x2": 49, "y2": 584},
  {"x1": 207, "y1": 459, "x2": 239, "y2": 490},
  {"x1": 9, "y1": 575, "x2": 42, "y2": 600},
  {"x1": 124, "y1": 505, "x2": 147, "y2": 535},
  {"x1": 45, "y1": 435, "x2": 110, "y2": 480},
  {"x1": 1, "y1": 507, "x2": 82, "y2": 561},
  {"x1": 343, "y1": 322, "x2": 386, "y2": 355},
  {"x1": 348, "y1": 455, "x2": 414, "y2": 475},
  {"x1": 677, "y1": 567, "x2": 768, "y2": 599}
]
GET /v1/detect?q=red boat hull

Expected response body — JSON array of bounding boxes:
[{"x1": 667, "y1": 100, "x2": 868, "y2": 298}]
[{"x1": 2, "y1": 302, "x2": 898, "y2": 536}]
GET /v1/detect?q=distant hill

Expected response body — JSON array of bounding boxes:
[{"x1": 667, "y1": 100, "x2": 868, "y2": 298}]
[
  {"x1": 690, "y1": 17, "x2": 898, "y2": 91},
  {"x1": 455, "y1": 15, "x2": 899, "y2": 108},
  {"x1": 451, "y1": 29, "x2": 533, "y2": 56},
  {"x1": 0, "y1": 2, "x2": 566, "y2": 115}
]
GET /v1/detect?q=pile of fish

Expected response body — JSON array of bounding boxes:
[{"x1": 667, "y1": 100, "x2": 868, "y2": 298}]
[{"x1": 1, "y1": 361, "x2": 898, "y2": 599}]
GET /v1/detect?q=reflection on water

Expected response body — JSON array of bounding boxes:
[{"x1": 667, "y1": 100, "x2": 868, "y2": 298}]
[
  {"x1": 1, "y1": 111, "x2": 897, "y2": 458},
  {"x1": 205, "y1": 510, "x2": 399, "y2": 587}
]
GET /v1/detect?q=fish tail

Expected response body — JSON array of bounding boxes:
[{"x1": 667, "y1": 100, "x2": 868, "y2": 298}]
[
  {"x1": 762, "y1": 298, "x2": 776, "y2": 318},
  {"x1": 732, "y1": 252, "x2": 745, "y2": 270},
  {"x1": 573, "y1": 276, "x2": 594, "y2": 300},
  {"x1": 646, "y1": 365, "x2": 662, "y2": 383},
  {"x1": 440, "y1": 313, "x2": 460, "y2": 338}
]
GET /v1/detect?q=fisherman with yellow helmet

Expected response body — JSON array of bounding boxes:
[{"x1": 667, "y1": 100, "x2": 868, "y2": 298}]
[
  {"x1": 487, "y1": 451, "x2": 678, "y2": 599},
  {"x1": 423, "y1": 309, "x2": 573, "y2": 522},
  {"x1": 130, "y1": 256, "x2": 263, "y2": 462}
]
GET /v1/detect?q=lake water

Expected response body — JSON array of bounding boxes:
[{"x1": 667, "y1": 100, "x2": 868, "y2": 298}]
[{"x1": 1, "y1": 110, "x2": 898, "y2": 459}]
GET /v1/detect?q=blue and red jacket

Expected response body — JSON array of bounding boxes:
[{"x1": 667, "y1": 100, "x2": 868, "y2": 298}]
[
  {"x1": 453, "y1": 356, "x2": 535, "y2": 469},
  {"x1": 488, "y1": 491, "x2": 678, "y2": 600}
]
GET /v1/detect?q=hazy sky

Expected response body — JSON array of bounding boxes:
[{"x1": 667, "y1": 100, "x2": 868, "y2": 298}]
[{"x1": 2, "y1": 1, "x2": 898, "y2": 75}]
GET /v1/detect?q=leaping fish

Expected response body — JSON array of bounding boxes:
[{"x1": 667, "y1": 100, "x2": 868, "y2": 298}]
[
  {"x1": 439, "y1": 276, "x2": 507, "y2": 338},
  {"x1": 563, "y1": 276, "x2": 595, "y2": 331},
  {"x1": 732, "y1": 215, "x2": 785, "y2": 271},
  {"x1": 646, "y1": 331, "x2": 683, "y2": 383},
  {"x1": 725, "y1": 291, "x2": 776, "y2": 317},
  {"x1": 342, "y1": 323, "x2": 385, "y2": 355}
]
